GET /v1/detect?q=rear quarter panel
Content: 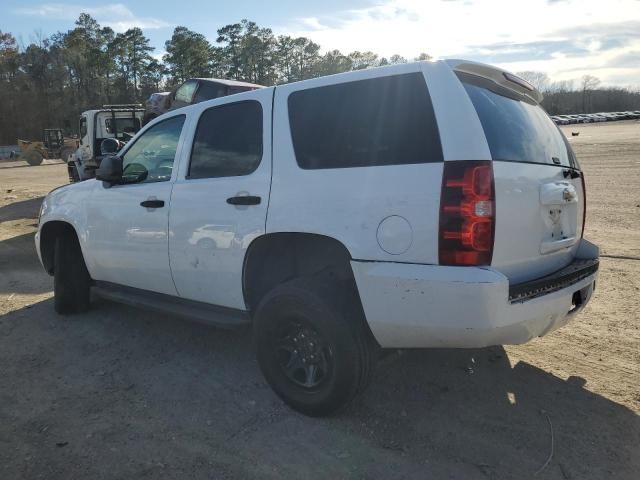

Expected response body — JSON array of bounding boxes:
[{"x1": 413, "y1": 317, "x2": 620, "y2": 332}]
[
  {"x1": 269, "y1": 64, "x2": 438, "y2": 262},
  {"x1": 268, "y1": 61, "x2": 491, "y2": 263}
]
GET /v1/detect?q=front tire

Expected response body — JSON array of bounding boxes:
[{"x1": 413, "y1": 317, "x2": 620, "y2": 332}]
[
  {"x1": 253, "y1": 273, "x2": 376, "y2": 416},
  {"x1": 60, "y1": 146, "x2": 75, "y2": 163},
  {"x1": 68, "y1": 162, "x2": 81, "y2": 183},
  {"x1": 24, "y1": 150, "x2": 43, "y2": 166},
  {"x1": 54, "y1": 231, "x2": 91, "y2": 314}
]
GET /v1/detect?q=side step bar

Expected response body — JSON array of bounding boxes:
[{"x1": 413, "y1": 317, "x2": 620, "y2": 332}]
[{"x1": 93, "y1": 282, "x2": 251, "y2": 329}]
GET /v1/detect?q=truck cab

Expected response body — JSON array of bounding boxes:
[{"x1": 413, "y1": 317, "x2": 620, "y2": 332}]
[{"x1": 68, "y1": 105, "x2": 145, "y2": 182}]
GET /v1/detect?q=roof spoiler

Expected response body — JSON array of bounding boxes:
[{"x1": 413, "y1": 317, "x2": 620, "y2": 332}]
[{"x1": 446, "y1": 59, "x2": 543, "y2": 104}]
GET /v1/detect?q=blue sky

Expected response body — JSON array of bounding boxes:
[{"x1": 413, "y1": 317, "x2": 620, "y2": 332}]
[{"x1": 2, "y1": 0, "x2": 640, "y2": 87}]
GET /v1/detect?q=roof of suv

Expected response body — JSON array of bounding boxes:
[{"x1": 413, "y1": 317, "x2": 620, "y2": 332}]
[
  {"x1": 191, "y1": 78, "x2": 264, "y2": 89},
  {"x1": 164, "y1": 59, "x2": 545, "y2": 119}
]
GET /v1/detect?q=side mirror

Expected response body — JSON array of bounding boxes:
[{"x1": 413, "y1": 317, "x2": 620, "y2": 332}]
[
  {"x1": 96, "y1": 155, "x2": 123, "y2": 185},
  {"x1": 101, "y1": 138, "x2": 121, "y2": 156}
]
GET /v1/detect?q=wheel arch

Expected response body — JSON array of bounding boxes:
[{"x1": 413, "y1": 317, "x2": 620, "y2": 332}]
[
  {"x1": 39, "y1": 220, "x2": 81, "y2": 275},
  {"x1": 242, "y1": 232, "x2": 357, "y2": 312}
]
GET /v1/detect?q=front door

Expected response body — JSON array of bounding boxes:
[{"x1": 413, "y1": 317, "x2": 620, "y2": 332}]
[
  {"x1": 86, "y1": 114, "x2": 188, "y2": 295},
  {"x1": 168, "y1": 89, "x2": 274, "y2": 309}
]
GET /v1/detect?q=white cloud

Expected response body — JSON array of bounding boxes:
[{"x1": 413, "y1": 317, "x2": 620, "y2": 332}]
[
  {"x1": 277, "y1": 0, "x2": 640, "y2": 87},
  {"x1": 15, "y1": 3, "x2": 170, "y2": 32}
]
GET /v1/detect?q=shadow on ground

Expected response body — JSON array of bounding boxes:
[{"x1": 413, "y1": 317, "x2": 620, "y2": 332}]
[
  {"x1": 0, "y1": 160, "x2": 65, "y2": 170},
  {"x1": 0, "y1": 231, "x2": 51, "y2": 295},
  {"x1": 0, "y1": 298, "x2": 637, "y2": 479},
  {"x1": 0, "y1": 196, "x2": 44, "y2": 223}
]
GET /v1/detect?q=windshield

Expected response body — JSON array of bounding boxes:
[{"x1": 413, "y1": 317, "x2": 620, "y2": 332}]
[{"x1": 460, "y1": 73, "x2": 576, "y2": 168}]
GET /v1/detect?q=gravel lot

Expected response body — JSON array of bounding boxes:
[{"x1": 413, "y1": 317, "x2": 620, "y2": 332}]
[{"x1": 1, "y1": 121, "x2": 638, "y2": 479}]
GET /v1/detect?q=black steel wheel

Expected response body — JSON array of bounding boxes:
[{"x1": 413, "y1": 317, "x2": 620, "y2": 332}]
[
  {"x1": 253, "y1": 272, "x2": 376, "y2": 417},
  {"x1": 275, "y1": 318, "x2": 333, "y2": 390}
]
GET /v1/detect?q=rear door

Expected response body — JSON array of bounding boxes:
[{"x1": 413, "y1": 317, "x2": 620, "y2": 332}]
[
  {"x1": 458, "y1": 72, "x2": 584, "y2": 283},
  {"x1": 168, "y1": 88, "x2": 273, "y2": 309}
]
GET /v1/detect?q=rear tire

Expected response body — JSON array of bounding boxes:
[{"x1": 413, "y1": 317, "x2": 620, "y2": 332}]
[
  {"x1": 253, "y1": 272, "x2": 376, "y2": 416},
  {"x1": 54, "y1": 231, "x2": 91, "y2": 314}
]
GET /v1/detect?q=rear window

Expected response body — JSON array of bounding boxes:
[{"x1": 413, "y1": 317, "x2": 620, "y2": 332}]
[
  {"x1": 288, "y1": 73, "x2": 443, "y2": 169},
  {"x1": 105, "y1": 117, "x2": 141, "y2": 137},
  {"x1": 460, "y1": 73, "x2": 575, "y2": 168}
]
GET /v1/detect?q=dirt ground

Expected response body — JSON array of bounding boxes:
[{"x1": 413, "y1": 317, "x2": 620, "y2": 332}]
[{"x1": 0, "y1": 122, "x2": 638, "y2": 479}]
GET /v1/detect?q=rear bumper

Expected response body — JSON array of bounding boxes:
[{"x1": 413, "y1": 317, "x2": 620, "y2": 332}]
[{"x1": 351, "y1": 239, "x2": 599, "y2": 349}]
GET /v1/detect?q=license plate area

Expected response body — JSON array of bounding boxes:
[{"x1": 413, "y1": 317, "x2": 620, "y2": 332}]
[{"x1": 539, "y1": 181, "x2": 579, "y2": 254}]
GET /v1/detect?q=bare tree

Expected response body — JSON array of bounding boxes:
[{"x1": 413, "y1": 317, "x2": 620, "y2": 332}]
[
  {"x1": 581, "y1": 75, "x2": 601, "y2": 112},
  {"x1": 516, "y1": 71, "x2": 550, "y2": 92},
  {"x1": 415, "y1": 52, "x2": 432, "y2": 61}
]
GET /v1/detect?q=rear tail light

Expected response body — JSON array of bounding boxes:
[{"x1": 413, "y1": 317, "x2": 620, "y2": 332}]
[{"x1": 439, "y1": 161, "x2": 495, "y2": 266}]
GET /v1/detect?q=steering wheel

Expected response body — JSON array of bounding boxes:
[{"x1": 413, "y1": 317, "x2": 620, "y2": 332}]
[
  {"x1": 155, "y1": 159, "x2": 174, "y2": 170},
  {"x1": 122, "y1": 162, "x2": 148, "y2": 182}
]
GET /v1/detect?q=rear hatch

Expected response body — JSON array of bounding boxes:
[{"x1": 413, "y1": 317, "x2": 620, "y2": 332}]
[{"x1": 456, "y1": 68, "x2": 585, "y2": 283}]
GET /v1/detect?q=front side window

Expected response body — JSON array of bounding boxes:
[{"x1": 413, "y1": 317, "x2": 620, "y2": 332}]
[
  {"x1": 121, "y1": 115, "x2": 185, "y2": 184},
  {"x1": 188, "y1": 101, "x2": 262, "y2": 179},
  {"x1": 79, "y1": 117, "x2": 87, "y2": 140},
  {"x1": 175, "y1": 81, "x2": 198, "y2": 104},
  {"x1": 288, "y1": 73, "x2": 443, "y2": 169}
]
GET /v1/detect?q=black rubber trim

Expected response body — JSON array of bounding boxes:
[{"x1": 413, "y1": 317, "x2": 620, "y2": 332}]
[
  {"x1": 509, "y1": 257, "x2": 599, "y2": 303},
  {"x1": 93, "y1": 281, "x2": 250, "y2": 328}
]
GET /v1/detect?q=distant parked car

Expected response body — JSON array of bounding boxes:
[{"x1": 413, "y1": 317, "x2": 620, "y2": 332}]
[
  {"x1": 552, "y1": 115, "x2": 569, "y2": 125},
  {"x1": 143, "y1": 78, "x2": 264, "y2": 125},
  {"x1": 557, "y1": 115, "x2": 574, "y2": 124},
  {"x1": 587, "y1": 114, "x2": 606, "y2": 122},
  {"x1": 170, "y1": 78, "x2": 264, "y2": 111}
]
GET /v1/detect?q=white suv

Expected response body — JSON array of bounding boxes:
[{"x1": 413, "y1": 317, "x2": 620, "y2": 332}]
[{"x1": 36, "y1": 60, "x2": 599, "y2": 416}]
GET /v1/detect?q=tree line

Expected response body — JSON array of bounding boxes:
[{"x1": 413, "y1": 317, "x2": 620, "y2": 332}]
[
  {"x1": 516, "y1": 71, "x2": 640, "y2": 116},
  {"x1": 1, "y1": 14, "x2": 639, "y2": 144}
]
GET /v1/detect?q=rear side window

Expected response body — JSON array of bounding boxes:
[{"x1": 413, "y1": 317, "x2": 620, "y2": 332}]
[
  {"x1": 288, "y1": 73, "x2": 443, "y2": 169},
  {"x1": 188, "y1": 101, "x2": 262, "y2": 179},
  {"x1": 460, "y1": 73, "x2": 574, "y2": 168}
]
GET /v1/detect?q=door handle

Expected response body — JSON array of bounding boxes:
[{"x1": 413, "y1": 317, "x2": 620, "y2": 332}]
[
  {"x1": 140, "y1": 199, "x2": 165, "y2": 208},
  {"x1": 226, "y1": 195, "x2": 261, "y2": 206}
]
